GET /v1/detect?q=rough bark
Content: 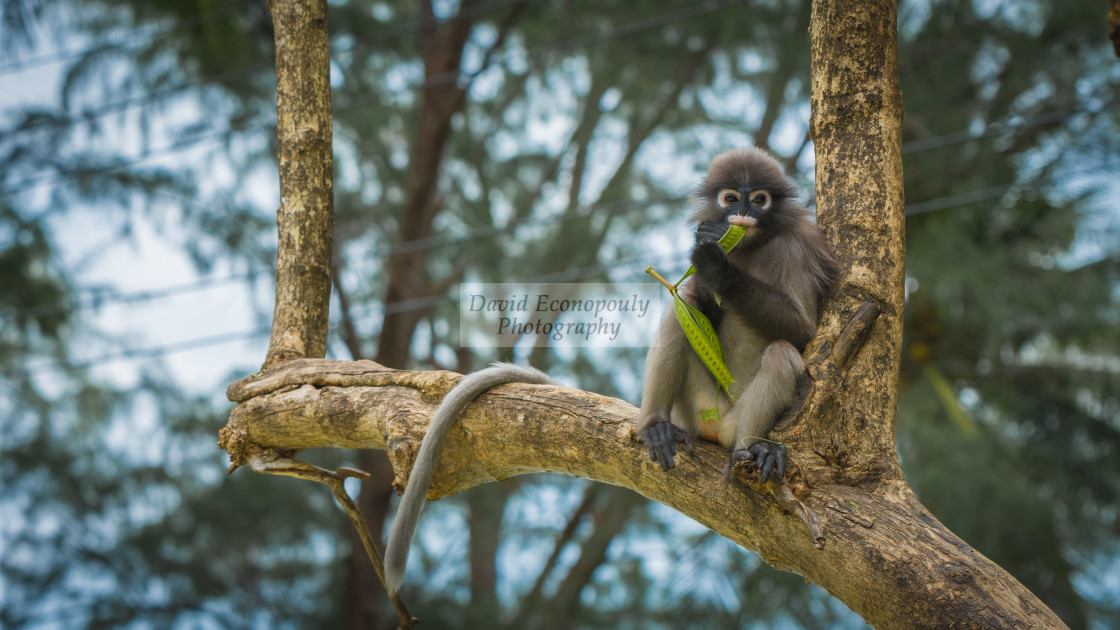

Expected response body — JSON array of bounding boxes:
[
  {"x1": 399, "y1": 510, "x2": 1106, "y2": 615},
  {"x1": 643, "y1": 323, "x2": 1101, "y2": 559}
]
[
  {"x1": 220, "y1": 360, "x2": 1065, "y2": 629},
  {"x1": 227, "y1": 0, "x2": 1071, "y2": 627},
  {"x1": 263, "y1": 0, "x2": 334, "y2": 369},
  {"x1": 802, "y1": 0, "x2": 906, "y2": 480}
]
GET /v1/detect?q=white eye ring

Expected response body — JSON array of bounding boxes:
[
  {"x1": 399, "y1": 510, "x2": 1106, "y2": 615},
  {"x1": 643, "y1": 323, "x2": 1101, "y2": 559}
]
[
  {"x1": 750, "y1": 190, "x2": 771, "y2": 210},
  {"x1": 717, "y1": 189, "x2": 740, "y2": 208}
]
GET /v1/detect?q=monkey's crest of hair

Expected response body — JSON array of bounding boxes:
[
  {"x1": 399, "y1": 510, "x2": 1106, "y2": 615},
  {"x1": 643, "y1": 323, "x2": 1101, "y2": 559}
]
[{"x1": 688, "y1": 147, "x2": 801, "y2": 225}]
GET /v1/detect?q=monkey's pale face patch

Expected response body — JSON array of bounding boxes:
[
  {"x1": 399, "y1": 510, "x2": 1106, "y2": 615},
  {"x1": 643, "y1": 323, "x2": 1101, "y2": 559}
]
[{"x1": 728, "y1": 215, "x2": 758, "y2": 236}]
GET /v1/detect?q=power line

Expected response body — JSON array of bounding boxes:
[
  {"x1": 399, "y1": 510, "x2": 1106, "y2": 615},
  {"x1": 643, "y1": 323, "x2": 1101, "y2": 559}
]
[
  {"x1": 1, "y1": 0, "x2": 749, "y2": 198},
  {"x1": 0, "y1": 1, "x2": 253, "y2": 76},
  {"x1": 25, "y1": 177, "x2": 1048, "y2": 372},
  {"x1": 6, "y1": 83, "x2": 1102, "y2": 204},
  {"x1": 3, "y1": 0, "x2": 734, "y2": 150},
  {"x1": 6, "y1": 174, "x2": 1040, "y2": 321},
  {"x1": 2, "y1": 2, "x2": 1096, "y2": 319},
  {"x1": 4, "y1": 194, "x2": 683, "y2": 319},
  {"x1": 24, "y1": 250, "x2": 682, "y2": 373},
  {"x1": 0, "y1": 121, "x2": 273, "y2": 197},
  {"x1": 23, "y1": 327, "x2": 272, "y2": 374},
  {"x1": 904, "y1": 182, "x2": 1028, "y2": 215},
  {"x1": 6, "y1": 0, "x2": 1103, "y2": 201},
  {"x1": 3, "y1": 271, "x2": 263, "y2": 318},
  {"x1": 3, "y1": 0, "x2": 533, "y2": 141},
  {"x1": 901, "y1": 99, "x2": 1114, "y2": 155}
]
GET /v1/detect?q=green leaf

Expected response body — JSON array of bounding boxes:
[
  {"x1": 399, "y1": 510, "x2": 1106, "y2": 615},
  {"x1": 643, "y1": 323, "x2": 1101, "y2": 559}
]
[
  {"x1": 674, "y1": 224, "x2": 749, "y2": 287},
  {"x1": 645, "y1": 224, "x2": 750, "y2": 398},
  {"x1": 673, "y1": 294, "x2": 735, "y2": 394}
]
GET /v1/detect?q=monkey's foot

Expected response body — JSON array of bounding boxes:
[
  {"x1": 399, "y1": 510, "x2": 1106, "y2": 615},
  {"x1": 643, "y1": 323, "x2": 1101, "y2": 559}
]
[
  {"x1": 728, "y1": 441, "x2": 787, "y2": 483},
  {"x1": 638, "y1": 421, "x2": 695, "y2": 471}
]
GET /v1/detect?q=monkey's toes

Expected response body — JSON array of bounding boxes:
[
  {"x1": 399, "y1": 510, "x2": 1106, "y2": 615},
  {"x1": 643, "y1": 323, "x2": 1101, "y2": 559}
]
[
  {"x1": 638, "y1": 421, "x2": 693, "y2": 471},
  {"x1": 728, "y1": 442, "x2": 787, "y2": 483}
]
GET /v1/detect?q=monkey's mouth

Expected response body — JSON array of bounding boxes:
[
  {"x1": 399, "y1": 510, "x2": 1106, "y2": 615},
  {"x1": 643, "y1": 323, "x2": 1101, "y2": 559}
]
[{"x1": 728, "y1": 215, "x2": 758, "y2": 231}]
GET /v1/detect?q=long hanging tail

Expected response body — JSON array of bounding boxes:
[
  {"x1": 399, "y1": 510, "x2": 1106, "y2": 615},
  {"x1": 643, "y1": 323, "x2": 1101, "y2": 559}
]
[{"x1": 382, "y1": 362, "x2": 552, "y2": 596}]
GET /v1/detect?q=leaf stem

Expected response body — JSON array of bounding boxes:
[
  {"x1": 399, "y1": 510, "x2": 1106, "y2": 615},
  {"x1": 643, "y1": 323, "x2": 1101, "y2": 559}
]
[{"x1": 645, "y1": 266, "x2": 676, "y2": 294}]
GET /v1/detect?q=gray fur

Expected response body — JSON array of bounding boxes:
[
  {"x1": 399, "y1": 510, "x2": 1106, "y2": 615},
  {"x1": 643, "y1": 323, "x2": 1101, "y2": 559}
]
[
  {"x1": 638, "y1": 148, "x2": 839, "y2": 464},
  {"x1": 383, "y1": 362, "x2": 552, "y2": 596},
  {"x1": 720, "y1": 340, "x2": 803, "y2": 450}
]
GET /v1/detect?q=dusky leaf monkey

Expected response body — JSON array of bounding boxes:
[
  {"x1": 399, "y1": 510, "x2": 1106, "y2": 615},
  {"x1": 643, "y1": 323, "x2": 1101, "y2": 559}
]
[
  {"x1": 636, "y1": 148, "x2": 840, "y2": 481},
  {"x1": 383, "y1": 148, "x2": 838, "y2": 595}
]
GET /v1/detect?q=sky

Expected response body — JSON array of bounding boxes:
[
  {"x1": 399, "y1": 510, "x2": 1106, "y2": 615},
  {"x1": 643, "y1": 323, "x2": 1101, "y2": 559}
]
[{"x1": 3, "y1": 31, "x2": 276, "y2": 403}]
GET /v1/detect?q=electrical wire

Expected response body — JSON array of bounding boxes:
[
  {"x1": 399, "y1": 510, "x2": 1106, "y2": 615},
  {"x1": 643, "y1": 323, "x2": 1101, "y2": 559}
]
[
  {"x1": 3, "y1": 173, "x2": 1047, "y2": 320},
  {"x1": 17, "y1": 175, "x2": 1047, "y2": 373},
  {"x1": 1, "y1": 0, "x2": 747, "y2": 198},
  {"x1": 0, "y1": 0, "x2": 254, "y2": 76},
  {"x1": 2, "y1": 0, "x2": 533, "y2": 140},
  {"x1": 3, "y1": 0, "x2": 1105, "y2": 363},
  {"x1": 3, "y1": 271, "x2": 263, "y2": 318}
]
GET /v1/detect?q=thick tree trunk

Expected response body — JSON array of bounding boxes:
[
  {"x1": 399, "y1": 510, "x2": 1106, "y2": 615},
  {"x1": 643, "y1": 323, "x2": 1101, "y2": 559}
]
[
  {"x1": 263, "y1": 0, "x2": 334, "y2": 369},
  {"x1": 232, "y1": 0, "x2": 1069, "y2": 627}
]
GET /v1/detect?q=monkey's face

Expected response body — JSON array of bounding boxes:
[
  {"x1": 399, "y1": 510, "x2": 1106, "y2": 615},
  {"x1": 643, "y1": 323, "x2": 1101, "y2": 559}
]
[
  {"x1": 688, "y1": 148, "x2": 798, "y2": 238},
  {"x1": 714, "y1": 186, "x2": 773, "y2": 234}
]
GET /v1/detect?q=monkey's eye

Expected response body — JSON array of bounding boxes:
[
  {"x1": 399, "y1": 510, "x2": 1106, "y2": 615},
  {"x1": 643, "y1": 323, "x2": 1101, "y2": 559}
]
[
  {"x1": 750, "y1": 190, "x2": 772, "y2": 210},
  {"x1": 717, "y1": 189, "x2": 740, "y2": 208}
]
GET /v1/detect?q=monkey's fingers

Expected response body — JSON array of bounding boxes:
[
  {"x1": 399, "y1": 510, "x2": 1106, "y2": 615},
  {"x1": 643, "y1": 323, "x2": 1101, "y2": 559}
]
[
  {"x1": 638, "y1": 421, "x2": 694, "y2": 471},
  {"x1": 695, "y1": 221, "x2": 730, "y2": 244},
  {"x1": 747, "y1": 442, "x2": 788, "y2": 483},
  {"x1": 653, "y1": 434, "x2": 676, "y2": 471},
  {"x1": 728, "y1": 447, "x2": 751, "y2": 467},
  {"x1": 690, "y1": 242, "x2": 733, "y2": 285}
]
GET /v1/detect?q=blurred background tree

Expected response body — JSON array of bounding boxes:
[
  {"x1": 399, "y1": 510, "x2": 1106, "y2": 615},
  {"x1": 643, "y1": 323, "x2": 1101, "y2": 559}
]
[{"x1": 0, "y1": 0, "x2": 1116, "y2": 628}]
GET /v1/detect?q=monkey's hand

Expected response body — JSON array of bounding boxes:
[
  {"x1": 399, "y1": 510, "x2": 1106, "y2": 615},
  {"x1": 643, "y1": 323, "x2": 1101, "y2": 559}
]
[
  {"x1": 690, "y1": 240, "x2": 737, "y2": 292},
  {"x1": 695, "y1": 220, "x2": 731, "y2": 246},
  {"x1": 728, "y1": 442, "x2": 787, "y2": 483},
  {"x1": 638, "y1": 421, "x2": 695, "y2": 471}
]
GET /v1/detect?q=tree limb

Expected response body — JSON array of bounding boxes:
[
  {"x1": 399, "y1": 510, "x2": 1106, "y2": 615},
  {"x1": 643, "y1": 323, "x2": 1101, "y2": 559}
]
[
  {"x1": 263, "y1": 0, "x2": 334, "y2": 369},
  {"x1": 219, "y1": 354, "x2": 1066, "y2": 629},
  {"x1": 244, "y1": 454, "x2": 417, "y2": 629}
]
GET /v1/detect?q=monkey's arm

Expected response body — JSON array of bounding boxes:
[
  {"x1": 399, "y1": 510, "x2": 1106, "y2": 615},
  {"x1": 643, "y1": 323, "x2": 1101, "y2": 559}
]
[
  {"x1": 636, "y1": 279, "x2": 715, "y2": 471},
  {"x1": 691, "y1": 242, "x2": 815, "y2": 350}
]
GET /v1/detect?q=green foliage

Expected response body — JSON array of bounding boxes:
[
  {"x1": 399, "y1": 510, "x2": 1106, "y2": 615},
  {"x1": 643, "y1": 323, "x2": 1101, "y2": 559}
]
[{"x1": 0, "y1": 0, "x2": 1117, "y2": 627}]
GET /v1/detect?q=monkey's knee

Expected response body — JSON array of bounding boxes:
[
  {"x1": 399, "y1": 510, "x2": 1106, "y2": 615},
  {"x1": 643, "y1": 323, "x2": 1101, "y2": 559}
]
[{"x1": 761, "y1": 340, "x2": 803, "y2": 379}]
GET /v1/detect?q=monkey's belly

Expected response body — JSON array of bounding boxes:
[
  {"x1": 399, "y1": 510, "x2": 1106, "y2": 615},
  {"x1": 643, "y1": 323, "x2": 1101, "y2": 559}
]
[{"x1": 687, "y1": 318, "x2": 767, "y2": 445}]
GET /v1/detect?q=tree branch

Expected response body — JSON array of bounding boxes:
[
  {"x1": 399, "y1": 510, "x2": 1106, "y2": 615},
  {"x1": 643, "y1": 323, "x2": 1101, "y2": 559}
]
[
  {"x1": 1109, "y1": 0, "x2": 1120, "y2": 57},
  {"x1": 263, "y1": 0, "x2": 334, "y2": 369},
  {"x1": 244, "y1": 455, "x2": 417, "y2": 629},
  {"x1": 219, "y1": 353, "x2": 1065, "y2": 629}
]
